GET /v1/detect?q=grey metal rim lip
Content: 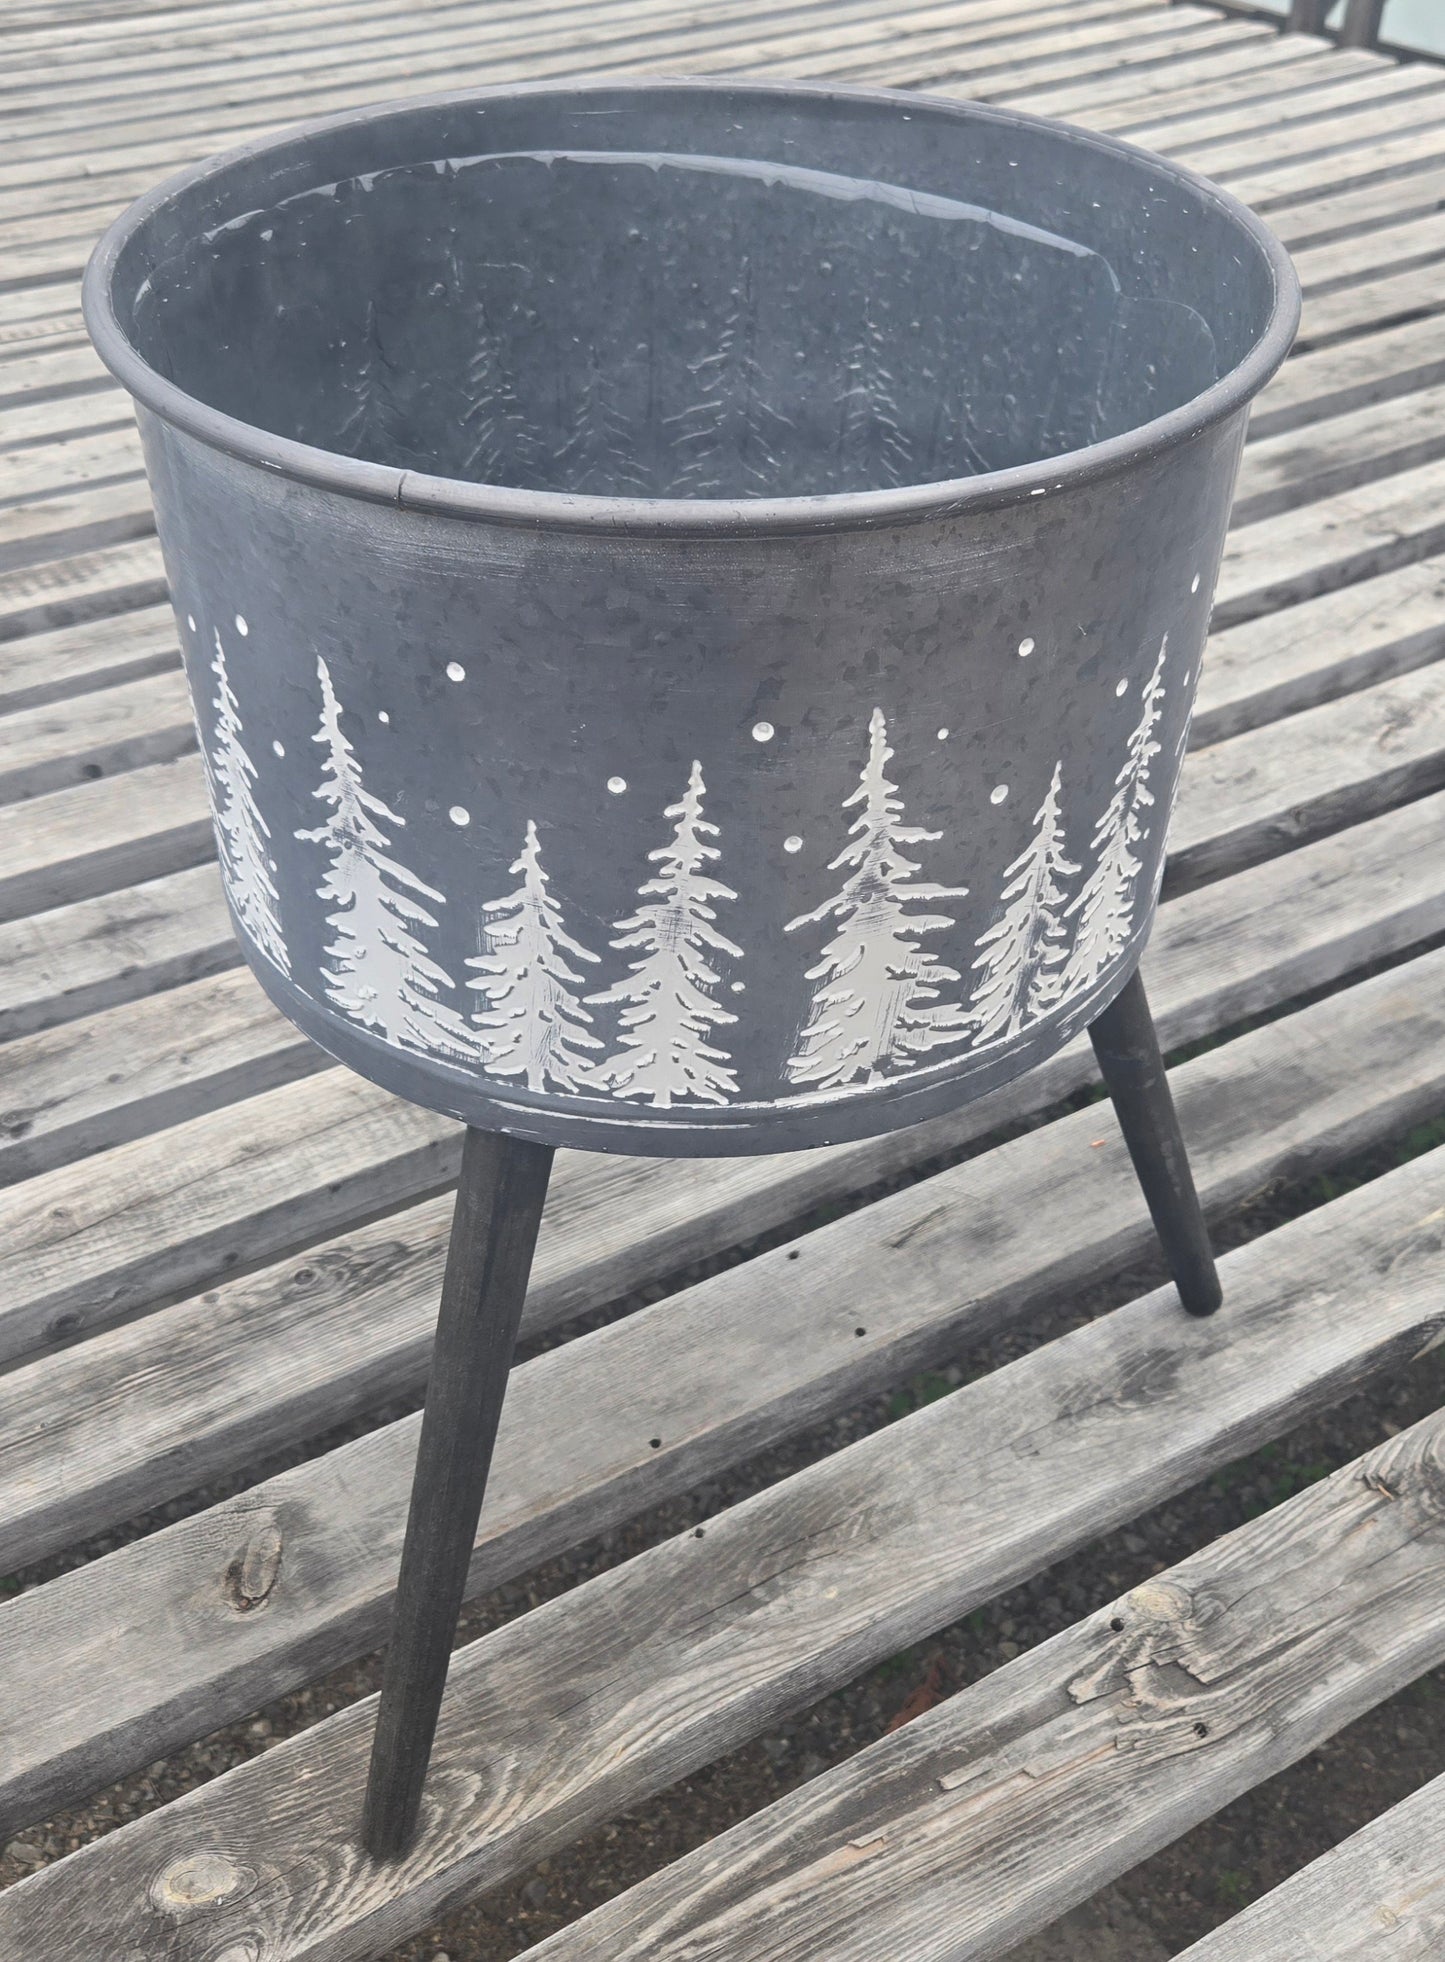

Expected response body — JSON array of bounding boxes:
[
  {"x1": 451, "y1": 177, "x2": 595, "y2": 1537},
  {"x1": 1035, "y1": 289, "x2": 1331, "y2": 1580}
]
[{"x1": 82, "y1": 72, "x2": 1302, "y2": 540}]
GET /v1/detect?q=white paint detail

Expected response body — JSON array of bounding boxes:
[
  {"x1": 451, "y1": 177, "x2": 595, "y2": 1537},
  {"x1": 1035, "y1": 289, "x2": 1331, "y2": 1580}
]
[
  {"x1": 186, "y1": 614, "x2": 197, "y2": 632},
  {"x1": 272, "y1": 740, "x2": 285, "y2": 757},
  {"x1": 937, "y1": 728, "x2": 950, "y2": 741},
  {"x1": 1115, "y1": 679, "x2": 1129, "y2": 697},
  {"x1": 1018, "y1": 637, "x2": 1035, "y2": 658},
  {"x1": 784, "y1": 835, "x2": 803, "y2": 854},
  {"x1": 467, "y1": 818, "x2": 602, "y2": 1093},
  {"x1": 1061, "y1": 636, "x2": 1167, "y2": 996},
  {"x1": 446, "y1": 661, "x2": 466, "y2": 682},
  {"x1": 968, "y1": 760, "x2": 1078, "y2": 1045},
  {"x1": 449, "y1": 806, "x2": 470, "y2": 827},
  {"x1": 990, "y1": 784, "x2": 1009, "y2": 805},
  {"x1": 296, "y1": 657, "x2": 479, "y2": 1062},
  {"x1": 206, "y1": 630, "x2": 290, "y2": 976},
  {"x1": 784, "y1": 706, "x2": 969, "y2": 1092},
  {"x1": 590, "y1": 759, "x2": 742, "y2": 1107},
  {"x1": 1191, "y1": 574, "x2": 1201, "y2": 594},
  {"x1": 607, "y1": 776, "x2": 627, "y2": 795},
  {"x1": 378, "y1": 711, "x2": 390, "y2": 725},
  {"x1": 752, "y1": 721, "x2": 775, "y2": 743},
  {"x1": 235, "y1": 615, "x2": 248, "y2": 636}
]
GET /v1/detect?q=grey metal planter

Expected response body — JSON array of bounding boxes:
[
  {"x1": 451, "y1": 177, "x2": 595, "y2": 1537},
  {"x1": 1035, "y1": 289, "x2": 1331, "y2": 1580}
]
[
  {"x1": 84, "y1": 76, "x2": 1298, "y2": 1859},
  {"x1": 85, "y1": 76, "x2": 1296, "y2": 1159}
]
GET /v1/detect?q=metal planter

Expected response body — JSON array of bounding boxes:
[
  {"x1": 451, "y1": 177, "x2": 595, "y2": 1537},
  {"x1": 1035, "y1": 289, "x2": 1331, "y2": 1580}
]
[{"x1": 84, "y1": 78, "x2": 1299, "y2": 1159}]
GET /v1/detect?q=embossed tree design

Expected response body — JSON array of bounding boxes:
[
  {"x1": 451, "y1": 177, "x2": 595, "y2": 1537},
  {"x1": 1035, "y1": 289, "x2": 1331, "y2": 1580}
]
[
  {"x1": 785, "y1": 707, "x2": 969, "y2": 1092},
  {"x1": 590, "y1": 760, "x2": 742, "y2": 1106},
  {"x1": 297, "y1": 657, "x2": 477, "y2": 1061},
  {"x1": 466, "y1": 819, "x2": 603, "y2": 1092},
  {"x1": 1062, "y1": 638, "x2": 1168, "y2": 997},
  {"x1": 667, "y1": 259, "x2": 793, "y2": 495},
  {"x1": 839, "y1": 297, "x2": 913, "y2": 490},
  {"x1": 967, "y1": 760, "x2": 1078, "y2": 1044},
  {"x1": 206, "y1": 628, "x2": 290, "y2": 975},
  {"x1": 556, "y1": 343, "x2": 649, "y2": 495},
  {"x1": 338, "y1": 300, "x2": 410, "y2": 460},
  {"x1": 460, "y1": 300, "x2": 540, "y2": 486}
]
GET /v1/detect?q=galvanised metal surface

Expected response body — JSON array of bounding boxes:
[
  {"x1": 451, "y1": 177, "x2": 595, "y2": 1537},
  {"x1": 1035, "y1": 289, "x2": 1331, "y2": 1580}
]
[{"x1": 84, "y1": 79, "x2": 1299, "y2": 1155}]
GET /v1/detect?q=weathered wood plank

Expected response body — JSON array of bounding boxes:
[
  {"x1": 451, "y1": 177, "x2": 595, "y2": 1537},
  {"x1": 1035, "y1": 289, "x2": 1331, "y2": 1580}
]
[
  {"x1": 519, "y1": 1402, "x2": 1445, "y2": 1962},
  {"x1": 0, "y1": 604, "x2": 177, "y2": 714},
  {"x1": 0, "y1": 0, "x2": 1159, "y2": 164},
  {"x1": 0, "y1": 751, "x2": 210, "y2": 923},
  {"x1": 1249, "y1": 313, "x2": 1445, "y2": 441},
  {"x1": 1192, "y1": 557, "x2": 1445, "y2": 746},
  {"x1": 0, "y1": 424, "x2": 141, "y2": 505},
  {"x1": 4, "y1": 793, "x2": 1443, "y2": 1601},
  {"x1": 0, "y1": 0, "x2": 1180, "y2": 220},
  {"x1": 1167, "y1": 660, "x2": 1445, "y2": 896},
  {"x1": 1233, "y1": 123, "x2": 1445, "y2": 216},
  {"x1": 989, "y1": 29, "x2": 1337, "y2": 119},
  {"x1": 1173, "y1": 1771, "x2": 1445, "y2": 1959},
  {"x1": 0, "y1": 861, "x2": 233, "y2": 1044},
  {"x1": 1213, "y1": 456, "x2": 1445, "y2": 628},
  {"x1": 1117, "y1": 58, "x2": 1437, "y2": 152},
  {"x1": 0, "y1": 667, "x2": 193, "y2": 802},
  {"x1": 0, "y1": 963, "x2": 318, "y2": 1186},
  {"x1": 1232, "y1": 381, "x2": 1445, "y2": 526},
  {"x1": 7, "y1": 1127, "x2": 1444, "y2": 1958},
  {"x1": 0, "y1": 535, "x2": 164, "y2": 643},
  {"x1": 1269, "y1": 161, "x2": 1445, "y2": 257}
]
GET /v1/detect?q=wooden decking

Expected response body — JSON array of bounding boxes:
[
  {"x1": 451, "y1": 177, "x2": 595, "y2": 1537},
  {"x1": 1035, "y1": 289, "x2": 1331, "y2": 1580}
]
[{"x1": 4, "y1": 1, "x2": 1445, "y2": 1955}]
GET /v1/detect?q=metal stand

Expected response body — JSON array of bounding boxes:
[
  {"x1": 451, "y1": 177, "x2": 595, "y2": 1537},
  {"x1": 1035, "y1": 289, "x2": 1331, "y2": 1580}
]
[
  {"x1": 362, "y1": 1126, "x2": 554, "y2": 1862},
  {"x1": 1088, "y1": 968, "x2": 1223, "y2": 1318}
]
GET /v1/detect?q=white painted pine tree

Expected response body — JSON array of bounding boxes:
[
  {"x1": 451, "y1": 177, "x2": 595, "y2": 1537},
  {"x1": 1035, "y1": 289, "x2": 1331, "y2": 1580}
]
[
  {"x1": 590, "y1": 760, "x2": 742, "y2": 1106},
  {"x1": 967, "y1": 760, "x2": 1077, "y2": 1044},
  {"x1": 296, "y1": 657, "x2": 477, "y2": 1061},
  {"x1": 1061, "y1": 637, "x2": 1168, "y2": 997},
  {"x1": 785, "y1": 707, "x2": 969, "y2": 1092},
  {"x1": 466, "y1": 819, "x2": 603, "y2": 1092},
  {"x1": 207, "y1": 628, "x2": 290, "y2": 975}
]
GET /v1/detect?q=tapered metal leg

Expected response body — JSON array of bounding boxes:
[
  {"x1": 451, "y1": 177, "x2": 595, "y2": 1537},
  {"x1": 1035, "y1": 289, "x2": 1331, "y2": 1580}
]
[
  {"x1": 1089, "y1": 968, "x2": 1223, "y2": 1318},
  {"x1": 362, "y1": 1126, "x2": 554, "y2": 1861}
]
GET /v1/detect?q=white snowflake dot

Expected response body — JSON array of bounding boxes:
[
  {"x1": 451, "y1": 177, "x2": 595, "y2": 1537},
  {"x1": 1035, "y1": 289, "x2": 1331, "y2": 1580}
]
[
  {"x1": 783, "y1": 834, "x2": 803, "y2": 854},
  {"x1": 607, "y1": 775, "x2": 627, "y2": 795},
  {"x1": 1018, "y1": 637, "x2": 1035, "y2": 658},
  {"x1": 378, "y1": 711, "x2": 390, "y2": 725},
  {"x1": 186, "y1": 614, "x2": 196, "y2": 632},
  {"x1": 272, "y1": 739, "x2": 285, "y2": 756},
  {"x1": 1191, "y1": 574, "x2": 1201, "y2": 594},
  {"x1": 990, "y1": 783, "x2": 1009, "y2": 805},
  {"x1": 731, "y1": 980, "x2": 746, "y2": 993},
  {"x1": 752, "y1": 721, "x2": 775, "y2": 743},
  {"x1": 937, "y1": 727, "x2": 950, "y2": 741},
  {"x1": 445, "y1": 661, "x2": 466, "y2": 682},
  {"x1": 1115, "y1": 679, "x2": 1129, "y2": 698},
  {"x1": 449, "y1": 805, "x2": 470, "y2": 826},
  {"x1": 235, "y1": 614, "x2": 248, "y2": 636}
]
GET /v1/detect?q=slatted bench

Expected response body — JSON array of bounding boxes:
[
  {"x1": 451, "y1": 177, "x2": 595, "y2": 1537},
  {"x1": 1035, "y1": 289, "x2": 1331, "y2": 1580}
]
[{"x1": 4, "y1": 1, "x2": 1445, "y2": 1955}]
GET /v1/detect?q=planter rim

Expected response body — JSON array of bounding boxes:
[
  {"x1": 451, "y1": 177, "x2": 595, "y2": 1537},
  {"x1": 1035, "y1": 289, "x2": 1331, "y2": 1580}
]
[{"x1": 83, "y1": 73, "x2": 1300, "y2": 539}]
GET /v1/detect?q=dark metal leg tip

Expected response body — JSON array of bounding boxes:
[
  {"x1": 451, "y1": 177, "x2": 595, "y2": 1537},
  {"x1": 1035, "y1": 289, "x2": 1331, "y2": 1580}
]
[{"x1": 1180, "y1": 1273, "x2": 1224, "y2": 1318}]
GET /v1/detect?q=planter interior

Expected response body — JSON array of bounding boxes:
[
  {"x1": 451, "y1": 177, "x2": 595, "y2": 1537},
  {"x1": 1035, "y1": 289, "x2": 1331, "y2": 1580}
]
[{"x1": 114, "y1": 85, "x2": 1278, "y2": 500}]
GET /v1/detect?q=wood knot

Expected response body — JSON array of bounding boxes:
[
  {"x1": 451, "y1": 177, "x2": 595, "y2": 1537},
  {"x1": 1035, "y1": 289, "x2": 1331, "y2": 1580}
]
[
  {"x1": 222, "y1": 1522, "x2": 283, "y2": 1613},
  {"x1": 150, "y1": 1850, "x2": 247, "y2": 1913}
]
